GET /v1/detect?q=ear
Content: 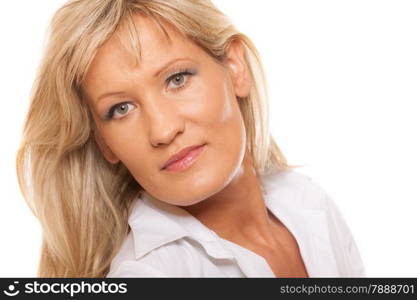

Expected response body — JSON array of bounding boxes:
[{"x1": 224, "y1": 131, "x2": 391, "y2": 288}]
[
  {"x1": 94, "y1": 131, "x2": 120, "y2": 164},
  {"x1": 224, "y1": 39, "x2": 252, "y2": 99}
]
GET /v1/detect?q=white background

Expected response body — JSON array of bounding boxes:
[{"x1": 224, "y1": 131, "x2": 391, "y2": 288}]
[{"x1": 0, "y1": 1, "x2": 416, "y2": 277}]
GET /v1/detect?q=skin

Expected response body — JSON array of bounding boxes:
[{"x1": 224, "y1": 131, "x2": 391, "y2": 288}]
[{"x1": 82, "y1": 14, "x2": 308, "y2": 277}]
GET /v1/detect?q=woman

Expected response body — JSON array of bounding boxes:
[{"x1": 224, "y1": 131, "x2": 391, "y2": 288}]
[{"x1": 16, "y1": 0, "x2": 365, "y2": 277}]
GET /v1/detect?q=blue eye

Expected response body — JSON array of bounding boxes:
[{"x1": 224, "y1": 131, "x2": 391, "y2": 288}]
[
  {"x1": 105, "y1": 102, "x2": 135, "y2": 120},
  {"x1": 166, "y1": 69, "x2": 195, "y2": 90}
]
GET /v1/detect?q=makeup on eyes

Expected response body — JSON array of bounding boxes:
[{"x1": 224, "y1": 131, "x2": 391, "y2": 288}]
[
  {"x1": 104, "y1": 102, "x2": 134, "y2": 121},
  {"x1": 165, "y1": 67, "x2": 197, "y2": 89},
  {"x1": 102, "y1": 67, "x2": 198, "y2": 121}
]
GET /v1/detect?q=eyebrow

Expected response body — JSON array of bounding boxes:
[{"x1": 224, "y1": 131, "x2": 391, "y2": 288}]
[{"x1": 95, "y1": 57, "x2": 194, "y2": 103}]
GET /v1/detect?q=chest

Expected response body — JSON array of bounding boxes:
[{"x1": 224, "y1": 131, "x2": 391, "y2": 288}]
[
  {"x1": 249, "y1": 213, "x2": 309, "y2": 278},
  {"x1": 261, "y1": 239, "x2": 309, "y2": 278},
  {"x1": 246, "y1": 230, "x2": 309, "y2": 278}
]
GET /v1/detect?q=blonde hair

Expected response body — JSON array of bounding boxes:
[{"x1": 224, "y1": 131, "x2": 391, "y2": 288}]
[{"x1": 16, "y1": 0, "x2": 300, "y2": 277}]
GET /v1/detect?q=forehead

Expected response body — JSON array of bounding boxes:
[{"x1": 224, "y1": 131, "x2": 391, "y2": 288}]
[{"x1": 83, "y1": 14, "x2": 205, "y2": 88}]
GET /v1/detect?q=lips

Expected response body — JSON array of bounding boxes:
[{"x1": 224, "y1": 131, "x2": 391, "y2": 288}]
[{"x1": 161, "y1": 144, "x2": 206, "y2": 170}]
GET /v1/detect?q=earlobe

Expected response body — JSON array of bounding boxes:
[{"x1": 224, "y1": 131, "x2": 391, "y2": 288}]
[
  {"x1": 224, "y1": 39, "x2": 252, "y2": 99},
  {"x1": 94, "y1": 131, "x2": 120, "y2": 164}
]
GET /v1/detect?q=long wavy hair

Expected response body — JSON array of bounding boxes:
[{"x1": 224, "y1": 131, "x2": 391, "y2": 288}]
[{"x1": 16, "y1": 0, "x2": 300, "y2": 277}]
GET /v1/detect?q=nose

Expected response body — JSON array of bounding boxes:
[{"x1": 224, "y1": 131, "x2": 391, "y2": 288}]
[{"x1": 145, "y1": 97, "x2": 185, "y2": 147}]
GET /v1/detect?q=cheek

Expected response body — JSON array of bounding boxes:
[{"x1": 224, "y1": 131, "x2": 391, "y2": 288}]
[
  {"x1": 185, "y1": 73, "x2": 243, "y2": 133},
  {"x1": 204, "y1": 77, "x2": 246, "y2": 146},
  {"x1": 98, "y1": 122, "x2": 150, "y2": 174},
  {"x1": 113, "y1": 136, "x2": 157, "y2": 191},
  {"x1": 207, "y1": 77, "x2": 247, "y2": 174}
]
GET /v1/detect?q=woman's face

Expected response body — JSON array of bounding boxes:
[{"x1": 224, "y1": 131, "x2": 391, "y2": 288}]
[{"x1": 82, "y1": 15, "x2": 251, "y2": 206}]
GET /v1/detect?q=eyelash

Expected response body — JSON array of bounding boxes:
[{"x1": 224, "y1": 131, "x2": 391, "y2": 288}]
[
  {"x1": 165, "y1": 68, "x2": 195, "y2": 91},
  {"x1": 104, "y1": 68, "x2": 196, "y2": 121}
]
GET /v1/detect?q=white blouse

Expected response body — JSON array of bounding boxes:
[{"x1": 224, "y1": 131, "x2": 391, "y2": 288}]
[{"x1": 106, "y1": 170, "x2": 366, "y2": 277}]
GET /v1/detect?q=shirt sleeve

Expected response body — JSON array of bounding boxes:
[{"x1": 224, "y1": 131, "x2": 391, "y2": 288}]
[
  {"x1": 106, "y1": 261, "x2": 167, "y2": 278},
  {"x1": 323, "y1": 191, "x2": 367, "y2": 277}
]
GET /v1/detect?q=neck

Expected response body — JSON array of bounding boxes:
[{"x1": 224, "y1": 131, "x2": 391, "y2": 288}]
[{"x1": 181, "y1": 150, "x2": 279, "y2": 248}]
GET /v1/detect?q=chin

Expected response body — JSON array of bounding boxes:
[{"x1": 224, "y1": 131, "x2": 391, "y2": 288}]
[
  {"x1": 184, "y1": 163, "x2": 244, "y2": 206},
  {"x1": 173, "y1": 198, "x2": 206, "y2": 207},
  {"x1": 152, "y1": 145, "x2": 246, "y2": 207}
]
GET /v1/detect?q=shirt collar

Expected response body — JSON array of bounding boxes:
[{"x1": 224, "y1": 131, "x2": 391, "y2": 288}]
[
  {"x1": 128, "y1": 169, "x2": 339, "y2": 276},
  {"x1": 128, "y1": 190, "x2": 236, "y2": 261},
  {"x1": 262, "y1": 170, "x2": 340, "y2": 276}
]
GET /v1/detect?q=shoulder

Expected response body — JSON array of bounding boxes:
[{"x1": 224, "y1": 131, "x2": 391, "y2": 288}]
[
  {"x1": 262, "y1": 169, "x2": 330, "y2": 210},
  {"x1": 263, "y1": 169, "x2": 366, "y2": 277}
]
